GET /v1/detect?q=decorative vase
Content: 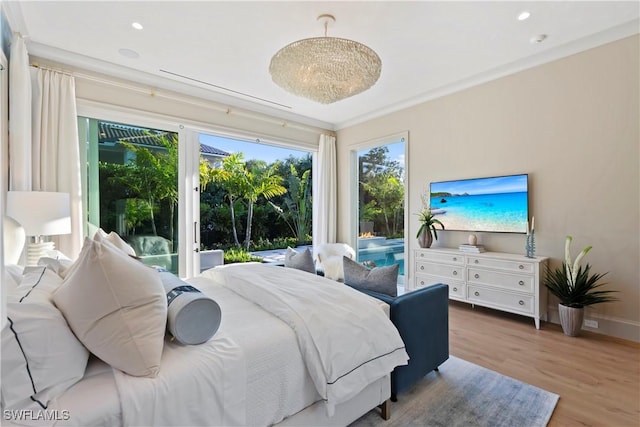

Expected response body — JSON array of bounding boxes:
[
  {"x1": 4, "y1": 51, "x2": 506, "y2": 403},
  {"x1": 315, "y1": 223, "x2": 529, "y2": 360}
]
[
  {"x1": 558, "y1": 304, "x2": 584, "y2": 337},
  {"x1": 418, "y1": 229, "x2": 433, "y2": 248},
  {"x1": 468, "y1": 234, "x2": 477, "y2": 246}
]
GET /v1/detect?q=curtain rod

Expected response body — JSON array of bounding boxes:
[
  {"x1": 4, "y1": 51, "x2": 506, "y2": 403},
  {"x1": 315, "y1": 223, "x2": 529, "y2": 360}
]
[
  {"x1": 30, "y1": 62, "x2": 74, "y2": 77},
  {"x1": 68, "y1": 70, "x2": 334, "y2": 136}
]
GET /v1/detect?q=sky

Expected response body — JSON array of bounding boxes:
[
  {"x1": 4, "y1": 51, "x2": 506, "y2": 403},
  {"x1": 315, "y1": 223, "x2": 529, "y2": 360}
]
[
  {"x1": 200, "y1": 134, "x2": 310, "y2": 164},
  {"x1": 431, "y1": 174, "x2": 528, "y2": 195},
  {"x1": 201, "y1": 134, "x2": 406, "y2": 168}
]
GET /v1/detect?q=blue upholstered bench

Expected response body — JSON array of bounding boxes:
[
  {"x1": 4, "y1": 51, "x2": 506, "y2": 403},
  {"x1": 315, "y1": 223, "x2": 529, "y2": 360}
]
[{"x1": 349, "y1": 283, "x2": 450, "y2": 400}]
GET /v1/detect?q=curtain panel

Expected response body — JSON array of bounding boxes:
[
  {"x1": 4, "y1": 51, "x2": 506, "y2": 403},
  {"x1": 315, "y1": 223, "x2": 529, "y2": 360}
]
[
  {"x1": 312, "y1": 134, "x2": 337, "y2": 250},
  {"x1": 31, "y1": 69, "x2": 83, "y2": 259},
  {"x1": 8, "y1": 34, "x2": 32, "y2": 191}
]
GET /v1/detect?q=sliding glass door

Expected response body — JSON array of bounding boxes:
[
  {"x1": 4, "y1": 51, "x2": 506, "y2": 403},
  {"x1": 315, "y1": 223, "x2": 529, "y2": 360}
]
[
  {"x1": 78, "y1": 117, "x2": 180, "y2": 274},
  {"x1": 353, "y1": 133, "x2": 407, "y2": 285}
]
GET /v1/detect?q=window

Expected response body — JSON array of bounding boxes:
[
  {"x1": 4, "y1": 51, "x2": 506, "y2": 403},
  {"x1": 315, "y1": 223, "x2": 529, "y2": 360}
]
[
  {"x1": 78, "y1": 117, "x2": 180, "y2": 273},
  {"x1": 198, "y1": 133, "x2": 313, "y2": 259}
]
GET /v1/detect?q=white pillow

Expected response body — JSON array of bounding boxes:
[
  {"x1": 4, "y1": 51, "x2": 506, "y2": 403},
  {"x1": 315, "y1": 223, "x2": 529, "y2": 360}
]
[
  {"x1": 5, "y1": 264, "x2": 23, "y2": 286},
  {"x1": 40, "y1": 250, "x2": 75, "y2": 278},
  {"x1": 94, "y1": 228, "x2": 137, "y2": 257},
  {"x1": 1, "y1": 267, "x2": 90, "y2": 412},
  {"x1": 53, "y1": 237, "x2": 166, "y2": 377}
]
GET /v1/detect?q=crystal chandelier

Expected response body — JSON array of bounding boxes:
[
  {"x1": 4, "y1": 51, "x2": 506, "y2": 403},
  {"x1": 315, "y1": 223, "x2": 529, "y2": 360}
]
[{"x1": 269, "y1": 14, "x2": 382, "y2": 104}]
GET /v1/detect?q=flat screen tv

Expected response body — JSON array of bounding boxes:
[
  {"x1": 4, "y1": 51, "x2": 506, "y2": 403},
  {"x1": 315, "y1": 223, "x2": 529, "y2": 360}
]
[{"x1": 430, "y1": 174, "x2": 529, "y2": 234}]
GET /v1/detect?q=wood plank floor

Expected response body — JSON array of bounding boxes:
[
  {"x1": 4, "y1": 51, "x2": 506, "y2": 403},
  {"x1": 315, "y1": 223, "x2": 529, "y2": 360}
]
[{"x1": 448, "y1": 301, "x2": 640, "y2": 427}]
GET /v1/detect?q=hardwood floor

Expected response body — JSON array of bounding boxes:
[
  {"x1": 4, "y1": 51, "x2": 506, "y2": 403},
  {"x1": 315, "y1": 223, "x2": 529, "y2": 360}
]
[{"x1": 448, "y1": 301, "x2": 640, "y2": 427}]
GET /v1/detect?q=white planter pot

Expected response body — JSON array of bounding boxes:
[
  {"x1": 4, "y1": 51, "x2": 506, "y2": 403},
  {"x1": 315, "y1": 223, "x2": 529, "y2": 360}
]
[{"x1": 558, "y1": 304, "x2": 584, "y2": 337}]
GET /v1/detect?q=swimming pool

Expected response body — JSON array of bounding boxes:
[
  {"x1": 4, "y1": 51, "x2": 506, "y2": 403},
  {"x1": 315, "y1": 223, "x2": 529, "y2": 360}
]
[{"x1": 357, "y1": 237, "x2": 405, "y2": 276}]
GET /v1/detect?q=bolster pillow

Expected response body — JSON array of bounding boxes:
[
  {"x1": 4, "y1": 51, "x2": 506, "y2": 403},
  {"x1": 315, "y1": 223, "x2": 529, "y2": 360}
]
[{"x1": 157, "y1": 269, "x2": 222, "y2": 345}]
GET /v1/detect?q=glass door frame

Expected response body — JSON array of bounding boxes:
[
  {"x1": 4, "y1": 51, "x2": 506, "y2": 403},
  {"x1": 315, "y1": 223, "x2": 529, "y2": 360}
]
[
  {"x1": 77, "y1": 101, "x2": 198, "y2": 278},
  {"x1": 349, "y1": 131, "x2": 410, "y2": 284}
]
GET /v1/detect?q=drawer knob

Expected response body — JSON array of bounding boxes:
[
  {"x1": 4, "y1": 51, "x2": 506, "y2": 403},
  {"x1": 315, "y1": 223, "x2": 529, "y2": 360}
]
[
  {"x1": 420, "y1": 266, "x2": 424, "y2": 270},
  {"x1": 474, "y1": 259, "x2": 479, "y2": 264},
  {"x1": 474, "y1": 291, "x2": 480, "y2": 296},
  {"x1": 453, "y1": 287, "x2": 458, "y2": 292},
  {"x1": 420, "y1": 280, "x2": 425, "y2": 286},
  {"x1": 519, "y1": 264, "x2": 524, "y2": 270},
  {"x1": 453, "y1": 257, "x2": 457, "y2": 261},
  {"x1": 453, "y1": 270, "x2": 458, "y2": 276},
  {"x1": 474, "y1": 273, "x2": 480, "y2": 279},
  {"x1": 420, "y1": 253, "x2": 424, "y2": 257},
  {"x1": 519, "y1": 300, "x2": 525, "y2": 306},
  {"x1": 519, "y1": 280, "x2": 525, "y2": 286}
]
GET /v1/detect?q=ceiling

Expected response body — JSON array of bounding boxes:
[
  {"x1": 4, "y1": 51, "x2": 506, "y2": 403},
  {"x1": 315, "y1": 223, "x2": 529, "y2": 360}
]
[{"x1": 5, "y1": 1, "x2": 639, "y2": 130}]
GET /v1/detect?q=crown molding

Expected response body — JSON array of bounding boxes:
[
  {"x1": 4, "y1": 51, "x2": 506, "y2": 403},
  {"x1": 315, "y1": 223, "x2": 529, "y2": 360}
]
[
  {"x1": 335, "y1": 19, "x2": 640, "y2": 130},
  {"x1": 26, "y1": 42, "x2": 335, "y2": 132}
]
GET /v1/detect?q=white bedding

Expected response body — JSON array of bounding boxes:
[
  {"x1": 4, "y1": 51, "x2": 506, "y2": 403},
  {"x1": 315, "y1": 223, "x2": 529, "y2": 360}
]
[
  {"x1": 202, "y1": 264, "x2": 409, "y2": 415},
  {"x1": 5, "y1": 265, "x2": 397, "y2": 427},
  {"x1": 188, "y1": 275, "x2": 320, "y2": 425},
  {"x1": 113, "y1": 330, "x2": 246, "y2": 426}
]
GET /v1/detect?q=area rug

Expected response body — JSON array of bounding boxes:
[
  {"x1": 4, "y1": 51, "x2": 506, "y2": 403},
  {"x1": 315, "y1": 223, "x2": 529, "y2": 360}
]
[{"x1": 350, "y1": 356, "x2": 559, "y2": 427}]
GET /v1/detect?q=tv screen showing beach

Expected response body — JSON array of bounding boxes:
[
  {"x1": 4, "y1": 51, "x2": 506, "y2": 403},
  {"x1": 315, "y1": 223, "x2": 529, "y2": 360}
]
[{"x1": 430, "y1": 174, "x2": 528, "y2": 233}]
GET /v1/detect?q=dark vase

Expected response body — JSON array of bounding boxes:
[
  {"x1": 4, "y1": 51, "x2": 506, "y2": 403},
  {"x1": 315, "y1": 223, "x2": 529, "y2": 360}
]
[{"x1": 418, "y1": 229, "x2": 433, "y2": 248}]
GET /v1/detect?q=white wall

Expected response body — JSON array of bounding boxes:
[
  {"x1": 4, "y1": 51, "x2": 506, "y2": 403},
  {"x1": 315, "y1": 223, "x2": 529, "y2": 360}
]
[{"x1": 336, "y1": 35, "x2": 639, "y2": 342}]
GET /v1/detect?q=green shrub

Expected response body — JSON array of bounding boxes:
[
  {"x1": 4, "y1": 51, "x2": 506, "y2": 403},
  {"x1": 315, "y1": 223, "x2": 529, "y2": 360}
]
[{"x1": 223, "y1": 247, "x2": 263, "y2": 264}]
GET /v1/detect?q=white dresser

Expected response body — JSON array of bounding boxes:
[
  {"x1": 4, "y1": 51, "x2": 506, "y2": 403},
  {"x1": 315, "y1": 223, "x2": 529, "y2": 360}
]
[{"x1": 414, "y1": 247, "x2": 548, "y2": 329}]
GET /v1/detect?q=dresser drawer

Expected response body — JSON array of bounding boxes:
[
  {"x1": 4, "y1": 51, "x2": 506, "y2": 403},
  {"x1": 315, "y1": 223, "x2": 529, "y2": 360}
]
[
  {"x1": 467, "y1": 285, "x2": 534, "y2": 314},
  {"x1": 416, "y1": 250, "x2": 464, "y2": 266},
  {"x1": 416, "y1": 261, "x2": 463, "y2": 280},
  {"x1": 467, "y1": 268, "x2": 534, "y2": 293},
  {"x1": 415, "y1": 274, "x2": 465, "y2": 298},
  {"x1": 466, "y1": 256, "x2": 534, "y2": 274}
]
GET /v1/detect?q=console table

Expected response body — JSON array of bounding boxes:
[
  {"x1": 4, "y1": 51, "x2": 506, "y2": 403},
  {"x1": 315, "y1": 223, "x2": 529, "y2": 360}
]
[{"x1": 414, "y1": 248, "x2": 548, "y2": 329}]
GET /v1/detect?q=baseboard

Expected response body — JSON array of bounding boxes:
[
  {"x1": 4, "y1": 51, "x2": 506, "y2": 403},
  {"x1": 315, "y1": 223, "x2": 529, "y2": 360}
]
[{"x1": 546, "y1": 305, "x2": 640, "y2": 343}]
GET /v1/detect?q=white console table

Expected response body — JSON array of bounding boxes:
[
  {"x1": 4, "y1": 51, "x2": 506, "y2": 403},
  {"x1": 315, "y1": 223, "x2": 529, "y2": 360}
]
[{"x1": 414, "y1": 247, "x2": 548, "y2": 329}]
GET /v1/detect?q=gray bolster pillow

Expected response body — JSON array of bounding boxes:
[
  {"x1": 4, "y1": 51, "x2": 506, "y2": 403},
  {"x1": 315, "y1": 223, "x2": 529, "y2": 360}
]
[{"x1": 157, "y1": 270, "x2": 222, "y2": 345}]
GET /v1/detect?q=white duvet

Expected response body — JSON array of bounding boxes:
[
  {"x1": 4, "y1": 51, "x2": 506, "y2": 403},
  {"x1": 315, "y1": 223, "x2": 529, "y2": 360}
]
[
  {"x1": 113, "y1": 331, "x2": 246, "y2": 427},
  {"x1": 202, "y1": 263, "x2": 408, "y2": 415}
]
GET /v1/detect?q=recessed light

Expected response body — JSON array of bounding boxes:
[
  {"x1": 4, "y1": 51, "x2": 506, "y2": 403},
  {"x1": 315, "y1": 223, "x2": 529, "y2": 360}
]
[
  {"x1": 518, "y1": 11, "x2": 531, "y2": 21},
  {"x1": 530, "y1": 34, "x2": 547, "y2": 44},
  {"x1": 118, "y1": 48, "x2": 140, "y2": 59},
  {"x1": 132, "y1": 22, "x2": 143, "y2": 30}
]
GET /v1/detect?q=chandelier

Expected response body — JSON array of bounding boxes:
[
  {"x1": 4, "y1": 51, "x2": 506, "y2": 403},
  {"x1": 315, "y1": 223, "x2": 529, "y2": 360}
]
[{"x1": 269, "y1": 14, "x2": 382, "y2": 104}]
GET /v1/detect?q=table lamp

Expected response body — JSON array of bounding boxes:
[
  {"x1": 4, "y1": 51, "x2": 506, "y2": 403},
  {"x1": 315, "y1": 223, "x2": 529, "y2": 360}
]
[{"x1": 6, "y1": 191, "x2": 71, "y2": 265}]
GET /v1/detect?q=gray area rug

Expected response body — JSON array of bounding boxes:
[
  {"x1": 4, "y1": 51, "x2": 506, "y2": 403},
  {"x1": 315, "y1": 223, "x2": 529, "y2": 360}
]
[{"x1": 350, "y1": 356, "x2": 559, "y2": 427}]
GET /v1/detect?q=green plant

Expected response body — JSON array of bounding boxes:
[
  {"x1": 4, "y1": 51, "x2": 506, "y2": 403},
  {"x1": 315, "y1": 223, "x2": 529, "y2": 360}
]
[
  {"x1": 269, "y1": 163, "x2": 311, "y2": 244},
  {"x1": 416, "y1": 207, "x2": 445, "y2": 240},
  {"x1": 223, "y1": 247, "x2": 263, "y2": 264},
  {"x1": 544, "y1": 236, "x2": 617, "y2": 308}
]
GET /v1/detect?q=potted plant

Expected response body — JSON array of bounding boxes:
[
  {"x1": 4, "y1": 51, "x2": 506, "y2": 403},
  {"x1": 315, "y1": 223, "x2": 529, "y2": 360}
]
[
  {"x1": 544, "y1": 235, "x2": 617, "y2": 336},
  {"x1": 416, "y1": 207, "x2": 445, "y2": 248}
]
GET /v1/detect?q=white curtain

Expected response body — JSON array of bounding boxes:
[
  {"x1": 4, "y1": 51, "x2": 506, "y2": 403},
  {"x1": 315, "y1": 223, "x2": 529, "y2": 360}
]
[
  {"x1": 312, "y1": 134, "x2": 337, "y2": 249},
  {"x1": 8, "y1": 34, "x2": 32, "y2": 191},
  {"x1": 31, "y1": 69, "x2": 83, "y2": 258}
]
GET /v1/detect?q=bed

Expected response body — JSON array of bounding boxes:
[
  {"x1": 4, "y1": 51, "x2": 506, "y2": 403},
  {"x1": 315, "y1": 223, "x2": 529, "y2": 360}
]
[{"x1": 1, "y1": 225, "x2": 408, "y2": 427}]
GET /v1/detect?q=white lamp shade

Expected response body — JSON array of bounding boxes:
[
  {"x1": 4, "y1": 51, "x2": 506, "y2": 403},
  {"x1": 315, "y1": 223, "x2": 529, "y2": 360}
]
[{"x1": 7, "y1": 191, "x2": 71, "y2": 237}]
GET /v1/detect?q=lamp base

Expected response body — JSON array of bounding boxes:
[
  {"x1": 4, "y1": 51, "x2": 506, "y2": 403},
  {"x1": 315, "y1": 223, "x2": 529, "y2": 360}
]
[{"x1": 27, "y1": 241, "x2": 55, "y2": 266}]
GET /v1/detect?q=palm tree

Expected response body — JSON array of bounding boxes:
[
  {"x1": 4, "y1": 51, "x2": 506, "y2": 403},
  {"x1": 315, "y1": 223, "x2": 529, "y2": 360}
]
[
  {"x1": 242, "y1": 161, "x2": 287, "y2": 250},
  {"x1": 209, "y1": 153, "x2": 248, "y2": 247}
]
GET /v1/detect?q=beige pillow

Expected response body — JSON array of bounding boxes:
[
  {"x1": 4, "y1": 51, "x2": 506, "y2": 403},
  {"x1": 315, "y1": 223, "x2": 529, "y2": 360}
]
[
  {"x1": 94, "y1": 228, "x2": 137, "y2": 257},
  {"x1": 53, "y1": 237, "x2": 167, "y2": 377}
]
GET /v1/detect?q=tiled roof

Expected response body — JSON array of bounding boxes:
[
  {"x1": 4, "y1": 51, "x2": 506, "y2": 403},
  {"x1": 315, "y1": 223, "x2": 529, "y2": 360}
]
[
  {"x1": 99, "y1": 121, "x2": 229, "y2": 157},
  {"x1": 199, "y1": 143, "x2": 230, "y2": 157}
]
